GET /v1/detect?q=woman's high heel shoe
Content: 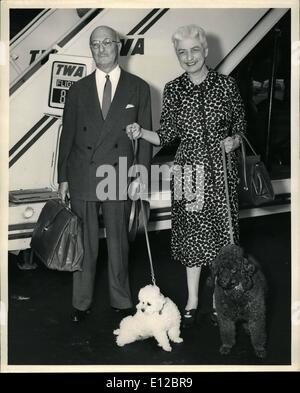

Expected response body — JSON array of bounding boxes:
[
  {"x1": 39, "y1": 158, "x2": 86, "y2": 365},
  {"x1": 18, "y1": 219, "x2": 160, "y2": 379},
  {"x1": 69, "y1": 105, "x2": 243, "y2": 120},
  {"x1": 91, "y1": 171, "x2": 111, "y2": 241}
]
[{"x1": 182, "y1": 309, "x2": 197, "y2": 328}]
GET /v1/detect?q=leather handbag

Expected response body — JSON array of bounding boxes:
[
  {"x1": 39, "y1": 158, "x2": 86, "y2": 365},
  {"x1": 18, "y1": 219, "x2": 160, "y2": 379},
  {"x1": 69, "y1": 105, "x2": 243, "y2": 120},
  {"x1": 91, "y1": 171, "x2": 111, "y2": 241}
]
[
  {"x1": 30, "y1": 199, "x2": 83, "y2": 272},
  {"x1": 238, "y1": 134, "x2": 275, "y2": 207}
]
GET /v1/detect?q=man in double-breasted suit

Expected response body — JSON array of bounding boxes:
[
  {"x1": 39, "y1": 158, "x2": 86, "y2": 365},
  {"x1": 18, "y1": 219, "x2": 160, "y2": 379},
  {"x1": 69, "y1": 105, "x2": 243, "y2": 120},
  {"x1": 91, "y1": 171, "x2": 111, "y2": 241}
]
[{"x1": 58, "y1": 26, "x2": 152, "y2": 322}]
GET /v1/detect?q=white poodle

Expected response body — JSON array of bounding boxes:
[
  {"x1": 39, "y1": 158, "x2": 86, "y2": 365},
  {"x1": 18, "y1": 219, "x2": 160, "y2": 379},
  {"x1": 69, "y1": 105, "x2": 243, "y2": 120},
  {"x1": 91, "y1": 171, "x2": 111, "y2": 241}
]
[{"x1": 113, "y1": 285, "x2": 183, "y2": 352}]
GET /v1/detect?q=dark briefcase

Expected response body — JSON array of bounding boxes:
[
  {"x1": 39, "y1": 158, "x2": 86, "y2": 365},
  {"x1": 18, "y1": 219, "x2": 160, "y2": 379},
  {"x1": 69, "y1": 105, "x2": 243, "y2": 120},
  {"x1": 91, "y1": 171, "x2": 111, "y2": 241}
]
[{"x1": 30, "y1": 199, "x2": 83, "y2": 272}]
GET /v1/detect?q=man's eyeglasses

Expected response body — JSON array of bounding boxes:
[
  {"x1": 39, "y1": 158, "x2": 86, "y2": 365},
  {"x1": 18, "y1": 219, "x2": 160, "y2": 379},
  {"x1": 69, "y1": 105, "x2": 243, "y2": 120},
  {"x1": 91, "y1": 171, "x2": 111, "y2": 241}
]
[{"x1": 90, "y1": 39, "x2": 120, "y2": 50}]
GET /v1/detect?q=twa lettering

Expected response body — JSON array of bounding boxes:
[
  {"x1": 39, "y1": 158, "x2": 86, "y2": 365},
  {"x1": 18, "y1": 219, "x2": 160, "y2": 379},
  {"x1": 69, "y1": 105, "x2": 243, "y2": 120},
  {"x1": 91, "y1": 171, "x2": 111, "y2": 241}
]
[
  {"x1": 29, "y1": 37, "x2": 144, "y2": 66},
  {"x1": 55, "y1": 64, "x2": 85, "y2": 77},
  {"x1": 120, "y1": 38, "x2": 144, "y2": 56}
]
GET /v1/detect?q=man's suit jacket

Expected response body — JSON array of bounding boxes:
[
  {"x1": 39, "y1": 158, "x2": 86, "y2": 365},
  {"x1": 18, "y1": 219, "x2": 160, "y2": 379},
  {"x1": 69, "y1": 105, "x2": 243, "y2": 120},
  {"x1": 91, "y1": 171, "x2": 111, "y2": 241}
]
[{"x1": 58, "y1": 69, "x2": 152, "y2": 201}]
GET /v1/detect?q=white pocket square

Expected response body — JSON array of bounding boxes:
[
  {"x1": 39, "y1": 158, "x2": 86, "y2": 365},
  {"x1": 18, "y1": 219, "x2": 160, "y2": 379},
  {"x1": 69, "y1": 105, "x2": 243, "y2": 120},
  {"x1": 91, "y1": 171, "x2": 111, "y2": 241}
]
[{"x1": 126, "y1": 104, "x2": 135, "y2": 109}]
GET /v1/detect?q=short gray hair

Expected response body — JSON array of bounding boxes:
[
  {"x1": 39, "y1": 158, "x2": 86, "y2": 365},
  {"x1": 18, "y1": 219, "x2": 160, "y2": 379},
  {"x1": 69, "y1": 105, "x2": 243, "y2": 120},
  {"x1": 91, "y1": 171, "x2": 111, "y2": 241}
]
[{"x1": 172, "y1": 24, "x2": 208, "y2": 50}]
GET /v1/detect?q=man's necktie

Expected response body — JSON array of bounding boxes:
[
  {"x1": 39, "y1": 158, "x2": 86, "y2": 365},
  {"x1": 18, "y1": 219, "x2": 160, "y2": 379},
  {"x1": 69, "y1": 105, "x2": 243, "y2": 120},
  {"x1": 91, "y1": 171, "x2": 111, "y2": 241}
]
[{"x1": 102, "y1": 74, "x2": 112, "y2": 119}]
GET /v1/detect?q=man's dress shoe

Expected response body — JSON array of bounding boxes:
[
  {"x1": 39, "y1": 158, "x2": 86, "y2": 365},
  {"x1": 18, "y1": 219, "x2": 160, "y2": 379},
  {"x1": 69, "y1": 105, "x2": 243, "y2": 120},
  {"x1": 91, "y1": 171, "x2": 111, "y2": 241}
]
[{"x1": 71, "y1": 308, "x2": 91, "y2": 322}]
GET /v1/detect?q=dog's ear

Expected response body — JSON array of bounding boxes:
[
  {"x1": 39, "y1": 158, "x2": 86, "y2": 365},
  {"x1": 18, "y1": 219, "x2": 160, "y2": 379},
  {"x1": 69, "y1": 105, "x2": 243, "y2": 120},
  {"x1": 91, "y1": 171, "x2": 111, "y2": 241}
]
[
  {"x1": 157, "y1": 294, "x2": 165, "y2": 311},
  {"x1": 243, "y1": 258, "x2": 256, "y2": 276},
  {"x1": 241, "y1": 257, "x2": 256, "y2": 291}
]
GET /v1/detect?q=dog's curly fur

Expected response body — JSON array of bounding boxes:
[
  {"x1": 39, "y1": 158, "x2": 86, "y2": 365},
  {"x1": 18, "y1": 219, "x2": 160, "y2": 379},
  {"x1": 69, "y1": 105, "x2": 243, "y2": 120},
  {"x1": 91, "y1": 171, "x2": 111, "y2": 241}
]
[
  {"x1": 113, "y1": 285, "x2": 183, "y2": 352},
  {"x1": 211, "y1": 244, "x2": 267, "y2": 358}
]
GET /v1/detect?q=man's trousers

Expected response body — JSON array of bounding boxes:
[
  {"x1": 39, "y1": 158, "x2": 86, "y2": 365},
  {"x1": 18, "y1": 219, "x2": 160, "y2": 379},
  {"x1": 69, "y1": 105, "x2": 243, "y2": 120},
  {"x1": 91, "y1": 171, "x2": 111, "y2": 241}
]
[{"x1": 71, "y1": 199, "x2": 132, "y2": 311}]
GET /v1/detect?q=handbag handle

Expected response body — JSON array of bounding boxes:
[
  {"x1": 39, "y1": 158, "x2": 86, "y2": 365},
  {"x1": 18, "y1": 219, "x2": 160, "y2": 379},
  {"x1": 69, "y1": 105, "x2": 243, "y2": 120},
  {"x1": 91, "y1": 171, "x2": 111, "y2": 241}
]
[
  {"x1": 238, "y1": 133, "x2": 258, "y2": 192},
  {"x1": 240, "y1": 137, "x2": 248, "y2": 191},
  {"x1": 220, "y1": 140, "x2": 235, "y2": 245},
  {"x1": 239, "y1": 133, "x2": 258, "y2": 156}
]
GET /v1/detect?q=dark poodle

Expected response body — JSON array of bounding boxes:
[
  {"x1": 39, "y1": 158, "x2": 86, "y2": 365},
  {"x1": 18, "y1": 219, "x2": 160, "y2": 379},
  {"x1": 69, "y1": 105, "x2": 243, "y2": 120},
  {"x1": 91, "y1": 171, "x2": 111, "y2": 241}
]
[{"x1": 211, "y1": 244, "x2": 267, "y2": 359}]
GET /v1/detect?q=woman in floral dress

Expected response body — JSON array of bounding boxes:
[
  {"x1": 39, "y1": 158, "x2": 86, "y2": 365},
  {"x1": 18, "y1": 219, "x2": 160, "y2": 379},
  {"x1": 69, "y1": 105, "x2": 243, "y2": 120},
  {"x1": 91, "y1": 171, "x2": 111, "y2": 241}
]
[{"x1": 127, "y1": 24, "x2": 246, "y2": 327}]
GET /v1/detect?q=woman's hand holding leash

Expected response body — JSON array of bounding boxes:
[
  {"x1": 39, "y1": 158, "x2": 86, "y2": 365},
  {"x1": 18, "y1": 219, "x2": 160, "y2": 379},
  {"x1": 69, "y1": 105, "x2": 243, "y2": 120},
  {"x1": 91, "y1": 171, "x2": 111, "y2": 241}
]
[
  {"x1": 126, "y1": 123, "x2": 143, "y2": 140},
  {"x1": 125, "y1": 123, "x2": 161, "y2": 146},
  {"x1": 223, "y1": 135, "x2": 241, "y2": 153}
]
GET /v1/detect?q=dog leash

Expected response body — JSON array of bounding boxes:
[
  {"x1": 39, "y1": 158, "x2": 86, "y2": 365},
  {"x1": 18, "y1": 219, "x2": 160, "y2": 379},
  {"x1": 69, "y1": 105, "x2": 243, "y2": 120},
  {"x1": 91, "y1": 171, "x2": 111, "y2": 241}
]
[
  {"x1": 220, "y1": 140, "x2": 235, "y2": 245},
  {"x1": 128, "y1": 134, "x2": 156, "y2": 286},
  {"x1": 140, "y1": 196, "x2": 156, "y2": 286}
]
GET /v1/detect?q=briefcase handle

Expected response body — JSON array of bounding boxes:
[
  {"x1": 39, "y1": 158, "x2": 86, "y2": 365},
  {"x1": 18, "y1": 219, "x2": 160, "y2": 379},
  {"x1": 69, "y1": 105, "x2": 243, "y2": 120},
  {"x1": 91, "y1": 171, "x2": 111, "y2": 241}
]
[{"x1": 42, "y1": 200, "x2": 72, "y2": 231}]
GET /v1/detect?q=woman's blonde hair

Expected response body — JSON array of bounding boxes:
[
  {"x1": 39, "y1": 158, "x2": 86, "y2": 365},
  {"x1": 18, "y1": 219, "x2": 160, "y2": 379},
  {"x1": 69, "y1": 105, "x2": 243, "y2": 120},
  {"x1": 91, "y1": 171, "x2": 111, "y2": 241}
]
[{"x1": 172, "y1": 24, "x2": 208, "y2": 50}]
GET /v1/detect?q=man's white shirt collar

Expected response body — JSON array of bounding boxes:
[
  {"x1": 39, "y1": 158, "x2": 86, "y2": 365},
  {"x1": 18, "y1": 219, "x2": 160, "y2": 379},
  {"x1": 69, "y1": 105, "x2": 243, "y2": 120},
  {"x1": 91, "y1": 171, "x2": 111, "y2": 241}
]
[
  {"x1": 96, "y1": 65, "x2": 120, "y2": 82},
  {"x1": 95, "y1": 66, "x2": 121, "y2": 108}
]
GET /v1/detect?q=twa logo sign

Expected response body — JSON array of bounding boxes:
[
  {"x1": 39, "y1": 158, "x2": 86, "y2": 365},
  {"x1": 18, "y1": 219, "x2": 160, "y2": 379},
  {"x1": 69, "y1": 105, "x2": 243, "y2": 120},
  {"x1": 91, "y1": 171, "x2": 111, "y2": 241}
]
[
  {"x1": 120, "y1": 38, "x2": 144, "y2": 56},
  {"x1": 55, "y1": 63, "x2": 85, "y2": 78},
  {"x1": 48, "y1": 61, "x2": 87, "y2": 110}
]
